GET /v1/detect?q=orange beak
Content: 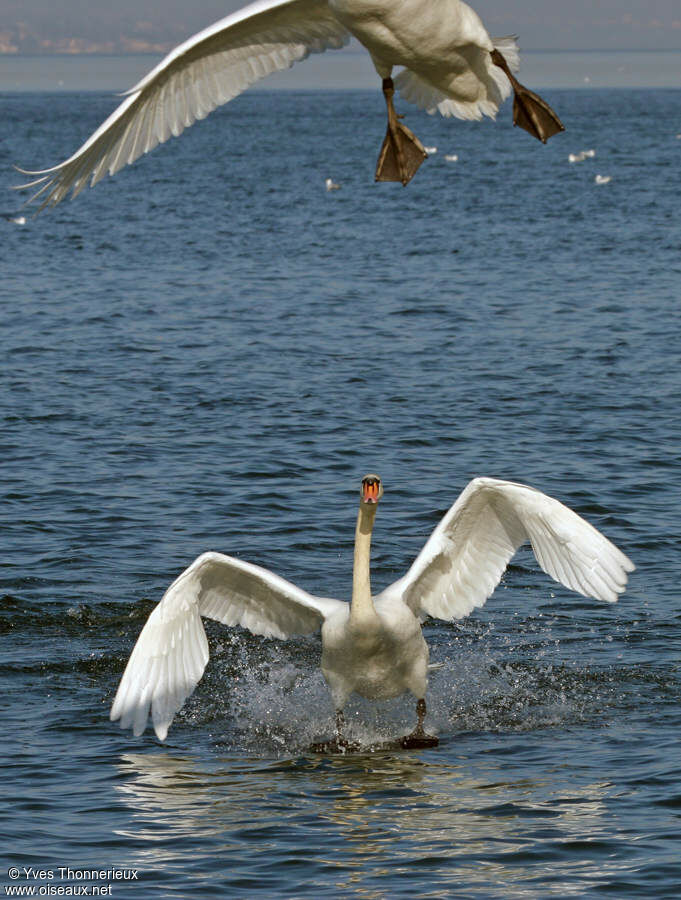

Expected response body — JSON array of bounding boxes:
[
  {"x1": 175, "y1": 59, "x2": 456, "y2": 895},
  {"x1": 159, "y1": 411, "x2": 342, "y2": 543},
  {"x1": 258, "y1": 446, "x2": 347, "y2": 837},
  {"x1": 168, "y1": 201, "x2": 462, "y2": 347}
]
[{"x1": 362, "y1": 480, "x2": 380, "y2": 504}]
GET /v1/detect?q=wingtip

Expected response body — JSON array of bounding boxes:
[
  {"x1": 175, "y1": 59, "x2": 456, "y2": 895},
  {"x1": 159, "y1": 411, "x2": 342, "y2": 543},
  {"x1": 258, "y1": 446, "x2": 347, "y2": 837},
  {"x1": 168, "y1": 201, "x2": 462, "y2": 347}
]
[
  {"x1": 12, "y1": 171, "x2": 48, "y2": 192},
  {"x1": 13, "y1": 162, "x2": 61, "y2": 178}
]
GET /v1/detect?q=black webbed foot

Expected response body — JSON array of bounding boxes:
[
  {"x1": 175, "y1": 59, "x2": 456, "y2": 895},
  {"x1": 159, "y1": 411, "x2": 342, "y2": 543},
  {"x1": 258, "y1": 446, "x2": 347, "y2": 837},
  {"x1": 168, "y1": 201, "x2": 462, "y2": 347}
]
[
  {"x1": 490, "y1": 49, "x2": 565, "y2": 143},
  {"x1": 400, "y1": 729, "x2": 439, "y2": 750},
  {"x1": 375, "y1": 77, "x2": 427, "y2": 185}
]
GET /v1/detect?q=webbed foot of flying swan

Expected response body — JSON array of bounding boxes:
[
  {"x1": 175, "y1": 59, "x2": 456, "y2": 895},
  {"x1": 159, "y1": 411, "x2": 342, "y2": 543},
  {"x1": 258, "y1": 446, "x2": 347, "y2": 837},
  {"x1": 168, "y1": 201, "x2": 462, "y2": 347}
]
[
  {"x1": 490, "y1": 49, "x2": 565, "y2": 143},
  {"x1": 400, "y1": 698, "x2": 439, "y2": 749},
  {"x1": 375, "y1": 78, "x2": 428, "y2": 185}
]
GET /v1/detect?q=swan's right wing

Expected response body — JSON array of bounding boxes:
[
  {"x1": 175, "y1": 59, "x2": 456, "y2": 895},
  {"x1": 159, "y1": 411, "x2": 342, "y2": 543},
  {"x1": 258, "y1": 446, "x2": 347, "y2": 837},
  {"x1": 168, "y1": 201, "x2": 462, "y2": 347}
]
[
  {"x1": 379, "y1": 477, "x2": 634, "y2": 621},
  {"x1": 110, "y1": 551, "x2": 342, "y2": 740},
  {"x1": 16, "y1": 0, "x2": 350, "y2": 210}
]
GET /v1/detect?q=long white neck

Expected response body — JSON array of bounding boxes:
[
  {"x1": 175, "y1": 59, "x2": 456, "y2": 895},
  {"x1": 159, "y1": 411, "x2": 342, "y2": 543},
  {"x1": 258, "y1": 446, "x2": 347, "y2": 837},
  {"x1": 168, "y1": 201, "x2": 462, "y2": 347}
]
[{"x1": 351, "y1": 502, "x2": 379, "y2": 625}]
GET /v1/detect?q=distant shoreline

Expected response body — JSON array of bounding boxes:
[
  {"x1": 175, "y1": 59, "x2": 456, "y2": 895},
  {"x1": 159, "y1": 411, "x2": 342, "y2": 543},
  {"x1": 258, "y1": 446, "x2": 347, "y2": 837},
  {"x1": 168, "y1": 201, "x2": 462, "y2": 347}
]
[{"x1": 1, "y1": 49, "x2": 680, "y2": 92}]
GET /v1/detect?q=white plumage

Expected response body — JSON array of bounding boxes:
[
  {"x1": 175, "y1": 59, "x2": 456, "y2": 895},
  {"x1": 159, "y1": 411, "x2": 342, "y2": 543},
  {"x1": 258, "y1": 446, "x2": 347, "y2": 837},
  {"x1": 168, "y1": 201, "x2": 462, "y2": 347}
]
[
  {"x1": 17, "y1": 0, "x2": 563, "y2": 207},
  {"x1": 110, "y1": 476, "x2": 634, "y2": 745}
]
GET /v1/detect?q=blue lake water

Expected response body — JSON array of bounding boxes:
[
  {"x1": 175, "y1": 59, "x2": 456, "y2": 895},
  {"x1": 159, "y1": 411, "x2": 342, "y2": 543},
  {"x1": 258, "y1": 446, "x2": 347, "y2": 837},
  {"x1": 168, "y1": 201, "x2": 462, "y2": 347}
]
[
  {"x1": 2, "y1": 50, "x2": 681, "y2": 91},
  {"x1": 1, "y1": 86, "x2": 681, "y2": 897}
]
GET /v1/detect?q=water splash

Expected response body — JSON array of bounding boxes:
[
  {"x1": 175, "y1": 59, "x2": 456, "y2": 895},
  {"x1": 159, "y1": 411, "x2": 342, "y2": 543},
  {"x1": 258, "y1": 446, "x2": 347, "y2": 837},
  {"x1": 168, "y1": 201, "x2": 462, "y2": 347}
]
[{"x1": 161, "y1": 625, "x2": 655, "y2": 756}]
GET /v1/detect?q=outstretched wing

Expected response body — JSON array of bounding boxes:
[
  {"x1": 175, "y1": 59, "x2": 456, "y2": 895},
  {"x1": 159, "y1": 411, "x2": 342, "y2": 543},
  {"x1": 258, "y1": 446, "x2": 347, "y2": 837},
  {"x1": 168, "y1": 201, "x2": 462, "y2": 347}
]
[
  {"x1": 110, "y1": 551, "x2": 343, "y2": 740},
  {"x1": 378, "y1": 477, "x2": 635, "y2": 621},
  {"x1": 16, "y1": 0, "x2": 349, "y2": 210}
]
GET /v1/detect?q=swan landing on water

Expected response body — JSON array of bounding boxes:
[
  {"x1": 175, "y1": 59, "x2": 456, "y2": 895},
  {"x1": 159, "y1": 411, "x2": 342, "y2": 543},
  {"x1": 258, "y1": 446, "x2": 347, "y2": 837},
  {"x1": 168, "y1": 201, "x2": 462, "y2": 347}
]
[
  {"x1": 110, "y1": 475, "x2": 634, "y2": 751},
  {"x1": 16, "y1": 0, "x2": 565, "y2": 208}
]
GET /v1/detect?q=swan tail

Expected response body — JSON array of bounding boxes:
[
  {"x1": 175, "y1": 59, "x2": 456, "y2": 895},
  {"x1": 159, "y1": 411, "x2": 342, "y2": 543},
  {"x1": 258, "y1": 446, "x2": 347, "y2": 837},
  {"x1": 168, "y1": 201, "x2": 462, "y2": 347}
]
[{"x1": 394, "y1": 36, "x2": 519, "y2": 121}]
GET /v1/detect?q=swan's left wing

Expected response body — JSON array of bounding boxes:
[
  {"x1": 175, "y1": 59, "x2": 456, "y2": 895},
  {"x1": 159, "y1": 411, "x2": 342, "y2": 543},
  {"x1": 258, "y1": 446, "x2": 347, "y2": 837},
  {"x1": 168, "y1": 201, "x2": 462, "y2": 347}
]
[
  {"x1": 16, "y1": 0, "x2": 349, "y2": 210},
  {"x1": 378, "y1": 477, "x2": 635, "y2": 621}
]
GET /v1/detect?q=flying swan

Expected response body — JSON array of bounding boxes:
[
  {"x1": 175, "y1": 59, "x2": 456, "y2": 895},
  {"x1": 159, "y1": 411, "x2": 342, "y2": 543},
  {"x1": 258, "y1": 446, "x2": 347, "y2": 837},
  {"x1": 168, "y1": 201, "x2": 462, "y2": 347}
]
[
  {"x1": 17, "y1": 0, "x2": 565, "y2": 208},
  {"x1": 110, "y1": 475, "x2": 634, "y2": 750}
]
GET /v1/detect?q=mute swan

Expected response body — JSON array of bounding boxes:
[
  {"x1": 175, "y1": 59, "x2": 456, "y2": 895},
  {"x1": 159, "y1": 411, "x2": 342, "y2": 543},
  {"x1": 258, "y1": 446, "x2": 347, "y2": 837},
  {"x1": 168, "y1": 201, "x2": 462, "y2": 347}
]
[
  {"x1": 110, "y1": 475, "x2": 634, "y2": 750},
  {"x1": 17, "y1": 0, "x2": 564, "y2": 208}
]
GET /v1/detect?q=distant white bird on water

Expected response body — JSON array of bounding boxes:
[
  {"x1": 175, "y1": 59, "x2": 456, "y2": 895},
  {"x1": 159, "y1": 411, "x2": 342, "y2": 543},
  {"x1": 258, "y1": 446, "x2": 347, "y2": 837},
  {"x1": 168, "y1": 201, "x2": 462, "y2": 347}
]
[
  {"x1": 444, "y1": 153, "x2": 459, "y2": 162},
  {"x1": 16, "y1": 0, "x2": 564, "y2": 209},
  {"x1": 595, "y1": 174, "x2": 611, "y2": 184},
  {"x1": 568, "y1": 148, "x2": 595, "y2": 163},
  {"x1": 110, "y1": 475, "x2": 633, "y2": 750},
  {"x1": 325, "y1": 177, "x2": 340, "y2": 190}
]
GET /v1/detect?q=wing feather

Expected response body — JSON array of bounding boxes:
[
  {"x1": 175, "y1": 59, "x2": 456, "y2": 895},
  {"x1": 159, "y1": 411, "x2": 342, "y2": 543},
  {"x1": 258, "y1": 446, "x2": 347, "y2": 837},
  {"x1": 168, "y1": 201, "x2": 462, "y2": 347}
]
[
  {"x1": 16, "y1": 0, "x2": 349, "y2": 210},
  {"x1": 378, "y1": 478, "x2": 634, "y2": 621},
  {"x1": 110, "y1": 550, "x2": 342, "y2": 740}
]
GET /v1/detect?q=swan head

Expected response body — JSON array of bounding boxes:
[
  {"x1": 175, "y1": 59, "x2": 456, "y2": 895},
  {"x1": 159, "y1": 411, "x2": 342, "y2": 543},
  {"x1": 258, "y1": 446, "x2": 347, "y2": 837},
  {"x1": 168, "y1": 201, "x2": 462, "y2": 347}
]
[{"x1": 360, "y1": 474, "x2": 383, "y2": 506}]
